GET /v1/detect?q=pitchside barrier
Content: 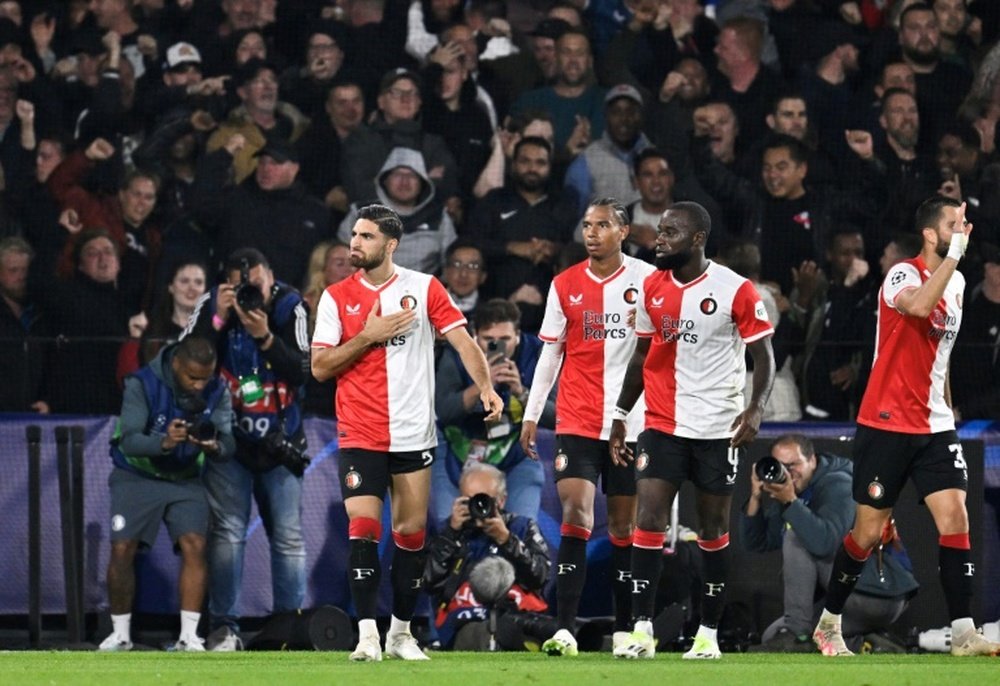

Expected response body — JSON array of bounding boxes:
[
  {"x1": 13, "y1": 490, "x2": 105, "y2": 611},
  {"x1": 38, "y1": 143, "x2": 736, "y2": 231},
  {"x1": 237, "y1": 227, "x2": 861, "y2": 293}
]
[{"x1": 1, "y1": 416, "x2": 997, "y2": 641}]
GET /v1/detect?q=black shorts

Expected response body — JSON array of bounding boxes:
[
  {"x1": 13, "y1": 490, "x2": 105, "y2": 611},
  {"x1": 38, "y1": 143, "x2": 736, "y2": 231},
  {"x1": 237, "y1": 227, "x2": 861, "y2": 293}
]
[
  {"x1": 553, "y1": 435, "x2": 636, "y2": 496},
  {"x1": 634, "y1": 429, "x2": 742, "y2": 495},
  {"x1": 852, "y1": 425, "x2": 967, "y2": 508},
  {"x1": 338, "y1": 447, "x2": 434, "y2": 499}
]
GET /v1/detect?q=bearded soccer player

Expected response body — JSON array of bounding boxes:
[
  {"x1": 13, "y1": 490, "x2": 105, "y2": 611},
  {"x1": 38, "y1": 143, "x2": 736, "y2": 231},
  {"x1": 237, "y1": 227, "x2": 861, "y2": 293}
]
[
  {"x1": 312, "y1": 204, "x2": 503, "y2": 662},
  {"x1": 610, "y1": 201, "x2": 775, "y2": 659},
  {"x1": 520, "y1": 198, "x2": 656, "y2": 657},
  {"x1": 812, "y1": 197, "x2": 999, "y2": 657}
]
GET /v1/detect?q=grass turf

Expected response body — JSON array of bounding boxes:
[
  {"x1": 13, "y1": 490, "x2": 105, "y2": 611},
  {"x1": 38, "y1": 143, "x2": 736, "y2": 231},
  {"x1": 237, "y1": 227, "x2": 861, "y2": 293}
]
[{"x1": 0, "y1": 651, "x2": 996, "y2": 685}]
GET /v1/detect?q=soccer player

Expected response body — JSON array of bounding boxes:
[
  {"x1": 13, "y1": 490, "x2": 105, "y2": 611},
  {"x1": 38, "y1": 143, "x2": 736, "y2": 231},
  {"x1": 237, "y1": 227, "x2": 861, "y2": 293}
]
[
  {"x1": 312, "y1": 204, "x2": 503, "y2": 662},
  {"x1": 812, "y1": 197, "x2": 999, "y2": 657},
  {"x1": 520, "y1": 198, "x2": 656, "y2": 656},
  {"x1": 610, "y1": 201, "x2": 776, "y2": 659}
]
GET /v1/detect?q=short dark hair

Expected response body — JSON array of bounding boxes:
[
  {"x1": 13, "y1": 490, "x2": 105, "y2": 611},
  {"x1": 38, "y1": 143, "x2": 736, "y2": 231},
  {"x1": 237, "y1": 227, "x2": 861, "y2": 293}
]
[
  {"x1": 717, "y1": 238, "x2": 760, "y2": 279},
  {"x1": 514, "y1": 135, "x2": 552, "y2": 160},
  {"x1": 827, "y1": 224, "x2": 864, "y2": 250},
  {"x1": 771, "y1": 433, "x2": 815, "y2": 458},
  {"x1": 763, "y1": 133, "x2": 808, "y2": 164},
  {"x1": 473, "y1": 298, "x2": 521, "y2": 332},
  {"x1": 445, "y1": 237, "x2": 484, "y2": 262},
  {"x1": 73, "y1": 228, "x2": 119, "y2": 265},
  {"x1": 225, "y1": 247, "x2": 269, "y2": 273},
  {"x1": 632, "y1": 147, "x2": 670, "y2": 176},
  {"x1": 587, "y1": 197, "x2": 629, "y2": 226},
  {"x1": 914, "y1": 195, "x2": 961, "y2": 233},
  {"x1": 769, "y1": 91, "x2": 807, "y2": 116},
  {"x1": 899, "y1": 2, "x2": 934, "y2": 26},
  {"x1": 670, "y1": 201, "x2": 711, "y2": 236},
  {"x1": 175, "y1": 335, "x2": 216, "y2": 366},
  {"x1": 122, "y1": 168, "x2": 161, "y2": 193},
  {"x1": 357, "y1": 203, "x2": 403, "y2": 241},
  {"x1": 938, "y1": 122, "x2": 981, "y2": 151},
  {"x1": 888, "y1": 231, "x2": 922, "y2": 259},
  {"x1": 880, "y1": 87, "x2": 916, "y2": 116}
]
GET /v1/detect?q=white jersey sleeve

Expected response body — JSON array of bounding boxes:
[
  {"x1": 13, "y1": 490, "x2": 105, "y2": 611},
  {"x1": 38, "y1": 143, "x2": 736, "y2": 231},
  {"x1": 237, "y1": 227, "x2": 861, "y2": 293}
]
[
  {"x1": 882, "y1": 262, "x2": 923, "y2": 311},
  {"x1": 311, "y1": 289, "x2": 342, "y2": 348},
  {"x1": 538, "y1": 281, "x2": 567, "y2": 343}
]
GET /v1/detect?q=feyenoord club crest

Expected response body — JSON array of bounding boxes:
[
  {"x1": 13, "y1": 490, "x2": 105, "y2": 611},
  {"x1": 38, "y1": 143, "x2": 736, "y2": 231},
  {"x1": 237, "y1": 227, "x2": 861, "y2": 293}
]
[
  {"x1": 400, "y1": 295, "x2": 418, "y2": 311},
  {"x1": 344, "y1": 470, "x2": 363, "y2": 490},
  {"x1": 867, "y1": 479, "x2": 884, "y2": 501},
  {"x1": 699, "y1": 297, "x2": 717, "y2": 315},
  {"x1": 623, "y1": 287, "x2": 639, "y2": 304},
  {"x1": 554, "y1": 451, "x2": 569, "y2": 472},
  {"x1": 635, "y1": 451, "x2": 650, "y2": 472}
]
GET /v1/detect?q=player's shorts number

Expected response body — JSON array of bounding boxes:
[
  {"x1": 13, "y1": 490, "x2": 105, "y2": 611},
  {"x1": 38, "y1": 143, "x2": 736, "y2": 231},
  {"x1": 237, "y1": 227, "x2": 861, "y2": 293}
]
[{"x1": 949, "y1": 443, "x2": 967, "y2": 470}]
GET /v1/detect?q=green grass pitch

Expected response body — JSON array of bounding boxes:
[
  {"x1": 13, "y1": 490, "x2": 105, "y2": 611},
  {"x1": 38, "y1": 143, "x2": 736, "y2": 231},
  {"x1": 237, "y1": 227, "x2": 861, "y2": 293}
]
[{"x1": 0, "y1": 651, "x2": 996, "y2": 686}]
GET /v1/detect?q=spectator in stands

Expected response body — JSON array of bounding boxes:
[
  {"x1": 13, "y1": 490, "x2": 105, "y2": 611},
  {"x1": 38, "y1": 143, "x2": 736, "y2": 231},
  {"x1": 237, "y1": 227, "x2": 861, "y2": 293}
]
[
  {"x1": 279, "y1": 22, "x2": 359, "y2": 120},
  {"x1": 47, "y1": 137, "x2": 161, "y2": 313},
  {"x1": 465, "y1": 136, "x2": 577, "y2": 332},
  {"x1": 192, "y1": 135, "x2": 329, "y2": 288},
  {"x1": 740, "y1": 92, "x2": 837, "y2": 186},
  {"x1": 0, "y1": 236, "x2": 48, "y2": 413},
  {"x1": 741, "y1": 434, "x2": 917, "y2": 652},
  {"x1": 99, "y1": 335, "x2": 235, "y2": 653},
  {"x1": 205, "y1": 58, "x2": 310, "y2": 183},
  {"x1": 713, "y1": 16, "x2": 785, "y2": 146},
  {"x1": 950, "y1": 243, "x2": 1000, "y2": 421},
  {"x1": 441, "y1": 238, "x2": 487, "y2": 316},
  {"x1": 625, "y1": 149, "x2": 674, "y2": 262},
  {"x1": 564, "y1": 84, "x2": 652, "y2": 216},
  {"x1": 510, "y1": 28, "x2": 605, "y2": 161},
  {"x1": 133, "y1": 41, "x2": 228, "y2": 128},
  {"x1": 433, "y1": 299, "x2": 554, "y2": 524},
  {"x1": 338, "y1": 147, "x2": 456, "y2": 275},
  {"x1": 424, "y1": 462, "x2": 550, "y2": 650},
  {"x1": 40, "y1": 229, "x2": 132, "y2": 414},
  {"x1": 296, "y1": 81, "x2": 366, "y2": 215},
  {"x1": 340, "y1": 67, "x2": 460, "y2": 220},
  {"x1": 474, "y1": 110, "x2": 557, "y2": 199}
]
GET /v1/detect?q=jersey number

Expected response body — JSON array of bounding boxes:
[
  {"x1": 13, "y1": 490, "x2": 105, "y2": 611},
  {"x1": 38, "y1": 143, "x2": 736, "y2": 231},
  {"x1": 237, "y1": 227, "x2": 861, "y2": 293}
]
[
  {"x1": 239, "y1": 416, "x2": 272, "y2": 438},
  {"x1": 948, "y1": 443, "x2": 967, "y2": 470}
]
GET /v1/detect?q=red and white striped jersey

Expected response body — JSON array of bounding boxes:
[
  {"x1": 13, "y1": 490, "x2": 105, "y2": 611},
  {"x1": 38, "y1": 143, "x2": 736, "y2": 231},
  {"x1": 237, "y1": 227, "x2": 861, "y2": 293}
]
[
  {"x1": 312, "y1": 267, "x2": 467, "y2": 451},
  {"x1": 538, "y1": 255, "x2": 656, "y2": 441},
  {"x1": 635, "y1": 261, "x2": 773, "y2": 439},
  {"x1": 857, "y1": 256, "x2": 964, "y2": 434}
]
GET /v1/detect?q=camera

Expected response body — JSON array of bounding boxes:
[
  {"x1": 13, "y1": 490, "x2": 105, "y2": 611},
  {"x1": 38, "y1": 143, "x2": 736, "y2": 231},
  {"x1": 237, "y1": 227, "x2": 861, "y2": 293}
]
[
  {"x1": 262, "y1": 431, "x2": 310, "y2": 477},
  {"x1": 467, "y1": 492, "x2": 496, "y2": 520},
  {"x1": 755, "y1": 456, "x2": 787, "y2": 484},
  {"x1": 186, "y1": 418, "x2": 217, "y2": 443},
  {"x1": 235, "y1": 258, "x2": 265, "y2": 312}
]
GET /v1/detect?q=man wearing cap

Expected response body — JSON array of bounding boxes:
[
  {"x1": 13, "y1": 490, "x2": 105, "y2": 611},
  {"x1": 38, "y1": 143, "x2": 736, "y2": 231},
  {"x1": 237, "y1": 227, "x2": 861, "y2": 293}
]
[
  {"x1": 192, "y1": 133, "x2": 329, "y2": 287},
  {"x1": 338, "y1": 146, "x2": 455, "y2": 275},
  {"x1": 135, "y1": 42, "x2": 228, "y2": 124},
  {"x1": 206, "y1": 58, "x2": 310, "y2": 183},
  {"x1": 564, "y1": 84, "x2": 652, "y2": 215},
  {"x1": 340, "y1": 67, "x2": 460, "y2": 217}
]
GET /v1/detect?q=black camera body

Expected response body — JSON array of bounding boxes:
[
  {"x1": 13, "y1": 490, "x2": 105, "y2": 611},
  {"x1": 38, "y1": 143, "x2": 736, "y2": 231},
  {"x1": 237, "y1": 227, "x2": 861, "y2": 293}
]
[
  {"x1": 262, "y1": 431, "x2": 310, "y2": 477},
  {"x1": 235, "y1": 258, "x2": 265, "y2": 312},
  {"x1": 755, "y1": 455, "x2": 787, "y2": 484},
  {"x1": 186, "y1": 418, "x2": 217, "y2": 443},
  {"x1": 468, "y1": 492, "x2": 496, "y2": 520}
]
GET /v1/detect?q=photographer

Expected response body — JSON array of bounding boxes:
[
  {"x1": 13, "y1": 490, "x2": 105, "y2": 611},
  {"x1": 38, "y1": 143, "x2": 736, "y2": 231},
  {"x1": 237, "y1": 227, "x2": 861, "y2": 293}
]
[
  {"x1": 740, "y1": 434, "x2": 917, "y2": 652},
  {"x1": 99, "y1": 336, "x2": 235, "y2": 652},
  {"x1": 424, "y1": 463, "x2": 550, "y2": 650},
  {"x1": 434, "y1": 299, "x2": 555, "y2": 524},
  {"x1": 184, "y1": 247, "x2": 310, "y2": 651}
]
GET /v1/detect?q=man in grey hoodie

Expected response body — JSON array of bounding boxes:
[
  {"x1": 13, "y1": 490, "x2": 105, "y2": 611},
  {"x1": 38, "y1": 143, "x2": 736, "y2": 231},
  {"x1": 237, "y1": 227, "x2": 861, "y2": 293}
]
[
  {"x1": 338, "y1": 147, "x2": 456, "y2": 275},
  {"x1": 740, "y1": 433, "x2": 917, "y2": 652}
]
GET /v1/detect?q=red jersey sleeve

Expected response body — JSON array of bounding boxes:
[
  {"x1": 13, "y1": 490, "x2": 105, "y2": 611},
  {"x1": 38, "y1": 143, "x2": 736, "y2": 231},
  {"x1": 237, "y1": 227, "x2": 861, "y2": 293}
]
[
  {"x1": 427, "y1": 276, "x2": 467, "y2": 334},
  {"x1": 732, "y1": 280, "x2": 774, "y2": 342}
]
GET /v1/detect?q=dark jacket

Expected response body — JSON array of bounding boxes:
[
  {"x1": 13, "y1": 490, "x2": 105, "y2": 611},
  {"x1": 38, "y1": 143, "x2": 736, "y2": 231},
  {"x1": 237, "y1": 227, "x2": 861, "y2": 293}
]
[{"x1": 191, "y1": 147, "x2": 331, "y2": 286}]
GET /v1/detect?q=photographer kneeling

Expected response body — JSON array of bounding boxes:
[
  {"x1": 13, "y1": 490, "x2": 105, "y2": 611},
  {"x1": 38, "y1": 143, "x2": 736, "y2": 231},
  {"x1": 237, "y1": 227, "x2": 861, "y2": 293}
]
[
  {"x1": 740, "y1": 434, "x2": 918, "y2": 652},
  {"x1": 100, "y1": 336, "x2": 235, "y2": 652},
  {"x1": 184, "y1": 247, "x2": 311, "y2": 651},
  {"x1": 424, "y1": 463, "x2": 551, "y2": 650}
]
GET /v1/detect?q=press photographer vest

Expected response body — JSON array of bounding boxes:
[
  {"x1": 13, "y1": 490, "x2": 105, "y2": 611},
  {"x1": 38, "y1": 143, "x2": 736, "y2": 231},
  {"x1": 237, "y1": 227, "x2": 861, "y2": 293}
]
[{"x1": 110, "y1": 364, "x2": 227, "y2": 481}]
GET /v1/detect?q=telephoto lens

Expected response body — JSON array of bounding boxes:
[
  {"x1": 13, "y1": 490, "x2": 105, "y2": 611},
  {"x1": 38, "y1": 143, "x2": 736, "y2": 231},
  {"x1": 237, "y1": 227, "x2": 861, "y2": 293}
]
[
  {"x1": 754, "y1": 455, "x2": 787, "y2": 484},
  {"x1": 467, "y1": 493, "x2": 496, "y2": 520}
]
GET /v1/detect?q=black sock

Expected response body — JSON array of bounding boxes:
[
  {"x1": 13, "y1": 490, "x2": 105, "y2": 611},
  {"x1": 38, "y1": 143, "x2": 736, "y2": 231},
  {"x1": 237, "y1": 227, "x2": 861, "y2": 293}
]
[
  {"x1": 824, "y1": 536, "x2": 869, "y2": 615},
  {"x1": 610, "y1": 542, "x2": 633, "y2": 631},
  {"x1": 939, "y1": 543, "x2": 974, "y2": 621},
  {"x1": 630, "y1": 543, "x2": 663, "y2": 622},
  {"x1": 390, "y1": 545, "x2": 426, "y2": 622},
  {"x1": 555, "y1": 536, "x2": 588, "y2": 631},
  {"x1": 699, "y1": 537, "x2": 731, "y2": 629},
  {"x1": 349, "y1": 538, "x2": 380, "y2": 620}
]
